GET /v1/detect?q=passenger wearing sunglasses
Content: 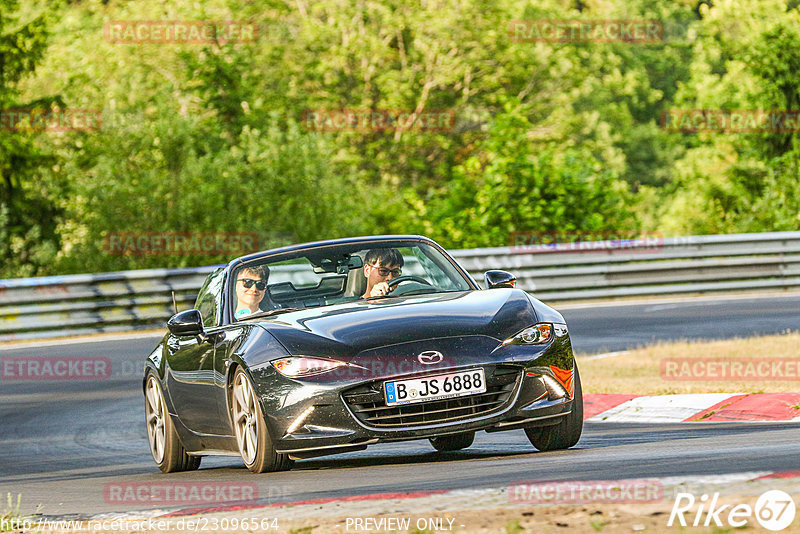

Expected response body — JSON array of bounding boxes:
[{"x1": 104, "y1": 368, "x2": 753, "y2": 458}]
[
  {"x1": 234, "y1": 265, "x2": 270, "y2": 318},
  {"x1": 361, "y1": 248, "x2": 404, "y2": 299}
]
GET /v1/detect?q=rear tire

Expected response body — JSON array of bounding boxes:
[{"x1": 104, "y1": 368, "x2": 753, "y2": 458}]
[
  {"x1": 429, "y1": 431, "x2": 475, "y2": 452},
  {"x1": 525, "y1": 363, "x2": 583, "y2": 451},
  {"x1": 231, "y1": 368, "x2": 293, "y2": 473},
  {"x1": 145, "y1": 374, "x2": 201, "y2": 473}
]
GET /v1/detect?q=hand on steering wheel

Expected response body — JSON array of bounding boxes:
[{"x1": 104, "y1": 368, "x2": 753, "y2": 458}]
[{"x1": 387, "y1": 275, "x2": 432, "y2": 288}]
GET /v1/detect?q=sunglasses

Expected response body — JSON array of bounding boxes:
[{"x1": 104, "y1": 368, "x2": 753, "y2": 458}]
[
  {"x1": 369, "y1": 264, "x2": 402, "y2": 277},
  {"x1": 238, "y1": 278, "x2": 267, "y2": 291}
]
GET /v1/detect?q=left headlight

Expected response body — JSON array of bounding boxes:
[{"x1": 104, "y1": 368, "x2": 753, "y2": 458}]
[
  {"x1": 271, "y1": 357, "x2": 360, "y2": 377},
  {"x1": 503, "y1": 323, "x2": 567, "y2": 345}
]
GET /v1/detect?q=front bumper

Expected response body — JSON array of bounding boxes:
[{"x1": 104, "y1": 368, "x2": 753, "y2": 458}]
[{"x1": 250, "y1": 334, "x2": 577, "y2": 459}]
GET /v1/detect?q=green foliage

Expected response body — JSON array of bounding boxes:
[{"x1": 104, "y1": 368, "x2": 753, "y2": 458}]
[
  {"x1": 53, "y1": 109, "x2": 370, "y2": 273},
  {"x1": 661, "y1": 0, "x2": 800, "y2": 234},
  {"x1": 0, "y1": 0, "x2": 61, "y2": 278},
  {"x1": 2, "y1": 0, "x2": 799, "y2": 277},
  {"x1": 414, "y1": 102, "x2": 634, "y2": 248}
]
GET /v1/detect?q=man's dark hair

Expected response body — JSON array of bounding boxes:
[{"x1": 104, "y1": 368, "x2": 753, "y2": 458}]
[
  {"x1": 239, "y1": 264, "x2": 269, "y2": 281},
  {"x1": 364, "y1": 248, "x2": 404, "y2": 268}
]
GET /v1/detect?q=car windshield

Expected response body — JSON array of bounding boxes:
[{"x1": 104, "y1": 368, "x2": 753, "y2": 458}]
[{"x1": 231, "y1": 242, "x2": 472, "y2": 320}]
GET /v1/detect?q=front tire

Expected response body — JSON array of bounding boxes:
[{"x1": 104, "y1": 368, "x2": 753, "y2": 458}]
[
  {"x1": 429, "y1": 431, "x2": 475, "y2": 452},
  {"x1": 231, "y1": 368, "x2": 292, "y2": 473},
  {"x1": 525, "y1": 363, "x2": 583, "y2": 451},
  {"x1": 145, "y1": 374, "x2": 201, "y2": 473}
]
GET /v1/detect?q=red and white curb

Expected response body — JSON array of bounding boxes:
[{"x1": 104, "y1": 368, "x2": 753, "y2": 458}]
[{"x1": 585, "y1": 393, "x2": 800, "y2": 423}]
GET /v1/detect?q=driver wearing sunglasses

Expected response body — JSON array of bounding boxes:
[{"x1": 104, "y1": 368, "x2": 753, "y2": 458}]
[
  {"x1": 362, "y1": 248, "x2": 404, "y2": 298},
  {"x1": 234, "y1": 265, "x2": 270, "y2": 318}
]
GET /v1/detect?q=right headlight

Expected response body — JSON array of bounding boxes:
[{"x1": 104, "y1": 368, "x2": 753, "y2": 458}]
[
  {"x1": 503, "y1": 323, "x2": 552, "y2": 345},
  {"x1": 502, "y1": 323, "x2": 568, "y2": 346}
]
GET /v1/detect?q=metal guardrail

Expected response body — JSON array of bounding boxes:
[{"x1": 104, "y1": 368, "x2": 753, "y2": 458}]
[
  {"x1": 452, "y1": 231, "x2": 800, "y2": 300},
  {"x1": 2, "y1": 232, "x2": 799, "y2": 341},
  {"x1": 0, "y1": 266, "x2": 218, "y2": 342}
]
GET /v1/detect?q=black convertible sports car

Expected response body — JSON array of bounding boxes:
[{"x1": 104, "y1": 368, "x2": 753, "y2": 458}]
[{"x1": 143, "y1": 235, "x2": 582, "y2": 473}]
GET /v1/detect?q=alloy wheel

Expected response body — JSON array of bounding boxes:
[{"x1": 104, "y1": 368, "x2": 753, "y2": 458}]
[
  {"x1": 145, "y1": 376, "x2": 166, "y2": 464},
  {"x1": 232, "y1": 371, "x2": 260, "y2": 466}
]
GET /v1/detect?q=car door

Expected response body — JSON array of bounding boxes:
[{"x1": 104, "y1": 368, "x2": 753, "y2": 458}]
[
  {"x1": 209, "y1": 325, "x2": 248, "y2": 435},
  {"x1": 164, "y1": 268, "x2": 231, "y2": 435},
  {"x1": 164, "y1": 332, "x2": 220, "y2": 433}
]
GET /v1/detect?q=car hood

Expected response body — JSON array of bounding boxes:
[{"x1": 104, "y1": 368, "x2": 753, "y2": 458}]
[{"x1": 256, "y1": 289, "x2": 538, "y2": 356}]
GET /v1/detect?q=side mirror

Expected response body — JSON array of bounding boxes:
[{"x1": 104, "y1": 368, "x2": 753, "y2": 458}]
[
  {"x1": 167, "y1": 309, "x2": 204, "y2": 336},
  {"x1": 484, "y1": 270, "x2": 517, "y2": 289}
]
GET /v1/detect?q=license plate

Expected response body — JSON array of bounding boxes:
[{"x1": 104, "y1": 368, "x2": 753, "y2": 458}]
[{"x1": 384, "y1": 368, "x2": 486, "y2": 406}]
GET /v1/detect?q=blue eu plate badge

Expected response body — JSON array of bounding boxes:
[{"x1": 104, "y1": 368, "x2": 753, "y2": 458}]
[{"x1": 385, "y1": 382, "x2": 396, "y2": 403}]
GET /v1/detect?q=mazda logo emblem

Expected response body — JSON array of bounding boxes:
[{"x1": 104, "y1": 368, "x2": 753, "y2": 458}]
[{"x1": 417, "y1": 351, "x2": 443, "y2": 365}]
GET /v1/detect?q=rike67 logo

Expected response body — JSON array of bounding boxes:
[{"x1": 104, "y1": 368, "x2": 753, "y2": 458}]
[{"x1": 669, "y1": 490, "x2": 796, "y2": 531}]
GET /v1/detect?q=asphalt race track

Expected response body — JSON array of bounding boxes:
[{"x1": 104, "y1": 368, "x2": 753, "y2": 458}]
[{"x1": 1, "y1": 293, "x2": 798, "y2": 517}]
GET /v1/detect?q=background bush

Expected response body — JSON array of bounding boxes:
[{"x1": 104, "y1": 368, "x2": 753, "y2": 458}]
[{"x1": 1, "y1": 0, "x2": 798, "y2": 277}]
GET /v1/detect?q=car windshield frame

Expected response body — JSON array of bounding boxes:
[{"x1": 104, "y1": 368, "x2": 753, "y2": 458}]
[{"x1": 223, "y1": 236, "x2": 478, "y2": 324}]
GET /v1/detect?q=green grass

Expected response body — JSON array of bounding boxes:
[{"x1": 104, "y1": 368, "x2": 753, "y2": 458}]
[
  {"x1": 590, "y1": 519, "x2": 607, "y2": 531},
  {"x1": 1, "y1": 494, "x2": 23, "y2": 533},
  {"x1": 580, "y1": 333, "x2": 800, "y2": 395},
  {"x1": 505, "y1": 518, "x2": 524, "y2": 534}
]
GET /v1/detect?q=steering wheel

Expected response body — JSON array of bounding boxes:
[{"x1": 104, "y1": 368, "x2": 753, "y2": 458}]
[{"x1": 387, "y1": 275, "x2": 432, "y2": 289}]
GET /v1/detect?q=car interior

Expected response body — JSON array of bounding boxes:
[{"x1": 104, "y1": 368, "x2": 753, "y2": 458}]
[
  {"x1": 233, "y1": 245, "x2": 465, "y2": 317},
  {"x1": 244, "y1": 253, "x2": 369, "y2": 312}
]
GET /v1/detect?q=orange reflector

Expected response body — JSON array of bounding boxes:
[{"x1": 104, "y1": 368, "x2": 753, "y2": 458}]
[{"x1": 548, "y1": 365, "x2": 574, "y2": 394}]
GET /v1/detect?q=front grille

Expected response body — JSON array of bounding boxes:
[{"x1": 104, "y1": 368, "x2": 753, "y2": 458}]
[{"x1": 342, "y1": 366, "x2": 520, "y2": 428}]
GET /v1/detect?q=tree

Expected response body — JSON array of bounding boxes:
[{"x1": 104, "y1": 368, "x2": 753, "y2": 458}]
[
  {"x1": 660, "y1": 0, "x2": 800, "y2": 234},
  {"x1": 0, "y1": 0, "x2": 58, "y2": 277},
  {"x1": 53, "y1": 108, "x2": 372, "y2": 273},
  {"x1": 412, "y1": 101, "x2": 635, "y2": 248}
]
